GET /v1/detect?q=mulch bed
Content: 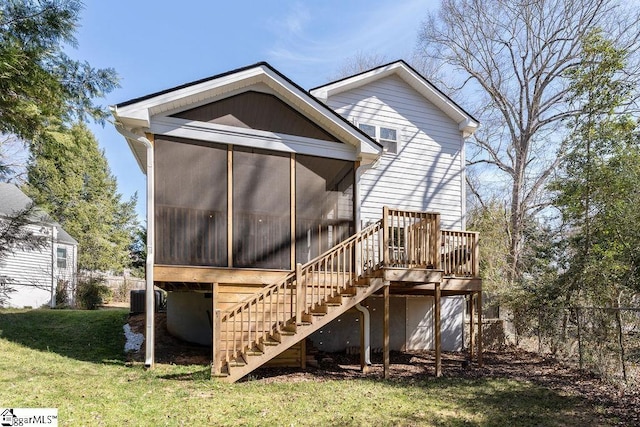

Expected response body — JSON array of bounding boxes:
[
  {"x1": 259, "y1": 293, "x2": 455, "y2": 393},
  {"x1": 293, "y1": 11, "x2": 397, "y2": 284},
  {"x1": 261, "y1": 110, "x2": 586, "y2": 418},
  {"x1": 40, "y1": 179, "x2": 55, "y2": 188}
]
[{"x1": 127, "y1": 313, "x2": 640, "y2": 425}]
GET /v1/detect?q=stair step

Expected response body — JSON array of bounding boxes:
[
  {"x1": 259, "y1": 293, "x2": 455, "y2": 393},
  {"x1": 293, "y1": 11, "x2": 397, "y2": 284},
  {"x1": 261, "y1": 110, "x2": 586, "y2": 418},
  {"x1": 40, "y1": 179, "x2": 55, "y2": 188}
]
[
  {"x1": 229, "y1": 359, "x2": 246, "y2": 367},
  {"x1": 325, "y1": 296, "x2": 343, "y2": 305},
  {"x1": 247, "y1": 347, "x2": 265, "y2": 355},
  {"x1": 282, "y1": 324, "x2": 297, "y2": 333}
]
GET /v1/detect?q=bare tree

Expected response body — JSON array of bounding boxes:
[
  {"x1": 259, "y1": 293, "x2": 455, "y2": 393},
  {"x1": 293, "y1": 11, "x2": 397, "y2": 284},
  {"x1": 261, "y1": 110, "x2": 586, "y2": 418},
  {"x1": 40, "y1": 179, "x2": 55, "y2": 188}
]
[
  {"x1": 417, "y1": 0, "x2": 640, "y2": 284},
  {"x1": 331, "y1": 52, "x2": 390, "y2": 80}
]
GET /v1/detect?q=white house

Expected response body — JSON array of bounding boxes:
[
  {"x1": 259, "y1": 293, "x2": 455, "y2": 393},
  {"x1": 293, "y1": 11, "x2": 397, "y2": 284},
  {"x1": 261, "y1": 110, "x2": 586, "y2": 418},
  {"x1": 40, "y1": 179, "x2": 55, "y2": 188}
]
[
  {"x1": 0, "y1": 183, "x2": 78, "y2": 308},
  {"x1": 112, "y1": 60, "x2": 482, "y2": 381}
]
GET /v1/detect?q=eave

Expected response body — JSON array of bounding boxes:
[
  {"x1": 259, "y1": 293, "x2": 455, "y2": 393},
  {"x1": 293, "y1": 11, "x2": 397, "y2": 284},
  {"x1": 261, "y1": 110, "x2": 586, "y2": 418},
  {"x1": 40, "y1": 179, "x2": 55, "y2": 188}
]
[
  {"x1": 310, "y1": 60, "x2": 480, "y2": 137},
  {"x1": 112, "y1": 62, "x2": 381, "y2": 173}
]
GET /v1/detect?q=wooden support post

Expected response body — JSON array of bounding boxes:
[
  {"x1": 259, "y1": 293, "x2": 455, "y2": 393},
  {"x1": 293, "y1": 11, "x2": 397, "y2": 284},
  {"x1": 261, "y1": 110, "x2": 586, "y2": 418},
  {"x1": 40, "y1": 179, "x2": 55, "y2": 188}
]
[
  {"x1": 211, "y1": 282, "x2": 221, "y2": 377},
  {"x1": 227, "y1": 147, "x2": 233, "y2": 267},
  {"x1": 359, "y1": 309, "x2": 366, "y2": 372},
  {"x1": 300, "y1": 338, "x2": 307, "y2": 370},
  {"x1": 296, "y1": 263, "x2": 304, "y2": 326},
  {"x1": 477, "y1": 291, "x2": 483, "y2": 367},
  {"x1": 468, "y1": 294, "x2": 475, "y2": 361},
  {"x1": 434, "y1": 281, "x2": 442, "y2": 377},
  {"x1": 290, "y1": 154, "x2": 296, "y2": 270},
  {"x1": 383, "y1": 283, "x2": 390, "y2": 379}
]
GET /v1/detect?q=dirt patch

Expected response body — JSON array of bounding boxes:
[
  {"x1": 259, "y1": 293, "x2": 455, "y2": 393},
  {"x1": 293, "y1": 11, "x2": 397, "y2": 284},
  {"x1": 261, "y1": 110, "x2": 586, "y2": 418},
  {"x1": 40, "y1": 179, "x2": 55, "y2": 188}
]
[
  {"x1": 127, "y1": 313, "x2": 210, "y2": 365},
  {"x1": 126, "y1": 313, "x2": 640, "y2": 425}
]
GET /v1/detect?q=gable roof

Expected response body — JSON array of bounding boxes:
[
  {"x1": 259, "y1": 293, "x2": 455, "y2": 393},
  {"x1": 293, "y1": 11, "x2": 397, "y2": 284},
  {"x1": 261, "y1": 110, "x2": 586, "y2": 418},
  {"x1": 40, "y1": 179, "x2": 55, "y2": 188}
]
[
  {"x1": 310, "y1": 60, "x2": 479, "y2": 137},
  {"x1": 0, "y1": 183, "x2": 78, "y2": 245},
  {"x1": 112, "y1": 62, "x2": 382, "y2": 172}
]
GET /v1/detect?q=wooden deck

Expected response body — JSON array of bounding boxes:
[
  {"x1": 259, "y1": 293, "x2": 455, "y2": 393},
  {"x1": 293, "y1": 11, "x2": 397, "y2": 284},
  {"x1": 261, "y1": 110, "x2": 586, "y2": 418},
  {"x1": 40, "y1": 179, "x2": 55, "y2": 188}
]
[{"x1": 152, "y1": 207, "x2": 482, "y2": 382}]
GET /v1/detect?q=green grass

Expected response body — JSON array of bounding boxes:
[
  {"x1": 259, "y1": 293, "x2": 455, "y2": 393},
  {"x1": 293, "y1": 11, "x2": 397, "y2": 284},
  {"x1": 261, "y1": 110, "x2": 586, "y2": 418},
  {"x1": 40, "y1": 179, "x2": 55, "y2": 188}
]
[{"x1": 0, "y1": 309, "x2": 602, "y2": 426}]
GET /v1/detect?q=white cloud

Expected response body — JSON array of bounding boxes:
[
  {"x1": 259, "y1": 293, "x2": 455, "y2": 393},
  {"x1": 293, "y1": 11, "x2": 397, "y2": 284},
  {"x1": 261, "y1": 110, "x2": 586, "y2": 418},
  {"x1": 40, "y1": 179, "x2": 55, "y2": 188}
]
[{"x1": 264, "y1": 0, "x2": 435, "y2": 86}]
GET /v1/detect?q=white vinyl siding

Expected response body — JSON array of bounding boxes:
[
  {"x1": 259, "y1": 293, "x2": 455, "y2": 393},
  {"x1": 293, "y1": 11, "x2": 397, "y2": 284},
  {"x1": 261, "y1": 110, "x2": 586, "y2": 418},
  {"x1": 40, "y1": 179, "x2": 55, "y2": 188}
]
[
  {"x1": 326, "y1": 75, "x2": 465, "y2": 228},
  {"x1": 0, "y1": 222, "x2": 77, "y2": 308}
]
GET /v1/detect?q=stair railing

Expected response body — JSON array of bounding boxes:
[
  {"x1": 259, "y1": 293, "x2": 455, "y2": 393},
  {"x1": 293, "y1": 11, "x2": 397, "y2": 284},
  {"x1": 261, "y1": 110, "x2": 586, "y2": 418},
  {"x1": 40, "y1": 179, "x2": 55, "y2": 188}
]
[{"x1": 214, "y1": 220, "x2": 383, "y2": 374}]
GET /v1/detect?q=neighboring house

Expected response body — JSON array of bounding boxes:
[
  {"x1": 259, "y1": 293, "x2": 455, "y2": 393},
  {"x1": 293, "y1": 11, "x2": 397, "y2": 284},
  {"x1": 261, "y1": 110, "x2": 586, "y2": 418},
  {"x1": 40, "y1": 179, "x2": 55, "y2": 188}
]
[
  {"x1": 112, "y1": 60, "x2": 483, "y2": 382},
  {"x1": 0, "y1": 183, "x2": 78, "y2": 308}
]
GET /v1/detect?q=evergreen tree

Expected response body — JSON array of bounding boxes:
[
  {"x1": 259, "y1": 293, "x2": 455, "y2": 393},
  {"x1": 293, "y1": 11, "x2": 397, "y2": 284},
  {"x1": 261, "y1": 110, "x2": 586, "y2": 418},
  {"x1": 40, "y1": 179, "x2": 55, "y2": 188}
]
[
  {"x1": 553, "y1": 29, "x2": 640, "y2": 301},
  {"x1": 0, "y1": 0, "x2": 118, "y2": 143},
  {"x1": 25, "y1": 123, "x2": 138, "y2": 272}
]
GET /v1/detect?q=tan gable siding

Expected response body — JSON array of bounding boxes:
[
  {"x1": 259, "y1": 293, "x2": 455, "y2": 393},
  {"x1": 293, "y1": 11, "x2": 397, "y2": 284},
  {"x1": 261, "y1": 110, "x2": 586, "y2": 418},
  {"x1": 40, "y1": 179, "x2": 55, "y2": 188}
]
[
  {"x1": 173, "y1": 91, "x2": 340, "y2": 143},
  {"x1": 325, "y1": 75, "x2": 465, "y2": 229}
]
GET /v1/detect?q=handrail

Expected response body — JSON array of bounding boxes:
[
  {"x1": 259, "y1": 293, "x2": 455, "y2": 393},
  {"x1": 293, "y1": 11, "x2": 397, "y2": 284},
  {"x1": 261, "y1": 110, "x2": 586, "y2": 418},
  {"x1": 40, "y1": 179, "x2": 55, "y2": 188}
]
[
  {"x1": 212, "y1": 208, "x2": 481, "y2": 374},
  {"x1": 215, "y1": 220, "x2": 383, "y2": 372}
]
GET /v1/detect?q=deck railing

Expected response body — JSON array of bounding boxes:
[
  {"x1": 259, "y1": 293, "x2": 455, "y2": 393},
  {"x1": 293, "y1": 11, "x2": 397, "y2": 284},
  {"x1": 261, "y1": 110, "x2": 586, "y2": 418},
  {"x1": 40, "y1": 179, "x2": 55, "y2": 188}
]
[
  {"x1": 383, "y1": 207, "x2": 441, "y2": 268},
  {"x1": 212, "y1": 208, "x2": 480, "y2": 375},
  {"x1": 441, "y1": 229, "x2": 479, "y2": 277}
]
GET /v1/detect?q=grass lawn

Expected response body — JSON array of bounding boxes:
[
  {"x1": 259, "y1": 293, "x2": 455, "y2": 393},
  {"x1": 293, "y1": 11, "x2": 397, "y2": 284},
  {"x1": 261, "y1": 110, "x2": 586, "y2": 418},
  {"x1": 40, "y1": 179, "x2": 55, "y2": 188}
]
[{"x1": 0, "y1": 309, "x2": 600, "y2": 426}]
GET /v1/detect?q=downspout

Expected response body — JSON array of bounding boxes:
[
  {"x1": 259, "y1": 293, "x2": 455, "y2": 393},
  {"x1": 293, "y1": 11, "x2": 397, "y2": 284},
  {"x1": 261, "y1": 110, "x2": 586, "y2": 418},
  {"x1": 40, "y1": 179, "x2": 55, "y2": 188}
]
[
  {"x1": 354, "y1": 303, "x2": 371, "y2": 365},
  {"x1": 114, "y1": 123, "x2": 155, "y2": 368}
]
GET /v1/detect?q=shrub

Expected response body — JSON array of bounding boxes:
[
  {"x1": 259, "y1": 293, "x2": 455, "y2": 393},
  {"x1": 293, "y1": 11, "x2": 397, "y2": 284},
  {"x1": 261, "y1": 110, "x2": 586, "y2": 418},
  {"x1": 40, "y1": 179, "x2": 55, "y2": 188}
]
[
  {"x1": 55, "y1": 279, "x2": 70, "y2": 308},
  {"x1": 75, "y1": 276, "x2": 111, "y2": 310}
]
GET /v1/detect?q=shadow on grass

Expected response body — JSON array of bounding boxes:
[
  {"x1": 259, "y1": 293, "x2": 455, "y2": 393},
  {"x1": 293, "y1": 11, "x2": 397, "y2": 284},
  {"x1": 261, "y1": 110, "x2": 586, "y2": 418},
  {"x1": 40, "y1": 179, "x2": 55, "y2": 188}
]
[
  {"x1": 157, "y1": 367, "x2": 211, "y2": 381},
  {"x1": 0, "y1": 308, "x2": 129, "y2": 364},
  {"x1": 390, "y1": 377, "x2": 587, "y2": 426}
]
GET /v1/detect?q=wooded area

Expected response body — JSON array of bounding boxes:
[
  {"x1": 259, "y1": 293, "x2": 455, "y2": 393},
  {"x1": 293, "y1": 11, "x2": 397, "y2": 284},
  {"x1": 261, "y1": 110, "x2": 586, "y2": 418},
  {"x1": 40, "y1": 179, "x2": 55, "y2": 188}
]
[{"x1": 417, "y1": 0, "x2": 640, "y2": 383}]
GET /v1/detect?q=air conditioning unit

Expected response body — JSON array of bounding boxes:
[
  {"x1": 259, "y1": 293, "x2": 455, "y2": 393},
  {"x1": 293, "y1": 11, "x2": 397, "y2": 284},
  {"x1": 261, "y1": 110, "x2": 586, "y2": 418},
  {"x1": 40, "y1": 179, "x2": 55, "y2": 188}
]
[{"x1": 130, "y1": 290, "x2": 165, "y2": 314}]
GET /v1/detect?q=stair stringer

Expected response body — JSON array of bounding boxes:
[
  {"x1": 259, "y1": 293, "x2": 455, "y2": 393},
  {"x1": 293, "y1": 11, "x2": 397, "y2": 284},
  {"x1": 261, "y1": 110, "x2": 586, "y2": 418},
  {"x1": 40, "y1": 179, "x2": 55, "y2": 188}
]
[{"x1": 221, "y1": 277, "x2": 386, "y2": 383}]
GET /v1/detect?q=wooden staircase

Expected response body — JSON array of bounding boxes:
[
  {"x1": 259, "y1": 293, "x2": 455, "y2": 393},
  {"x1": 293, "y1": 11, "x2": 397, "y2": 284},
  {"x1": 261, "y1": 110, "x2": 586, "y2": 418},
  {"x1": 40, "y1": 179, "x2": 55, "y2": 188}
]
[
  {"x1": 212, "y1": 220, "x2": 386, "y2": 382},
  {"x1": 210, "y1": 207, "x2": 479, "y2": 382}
]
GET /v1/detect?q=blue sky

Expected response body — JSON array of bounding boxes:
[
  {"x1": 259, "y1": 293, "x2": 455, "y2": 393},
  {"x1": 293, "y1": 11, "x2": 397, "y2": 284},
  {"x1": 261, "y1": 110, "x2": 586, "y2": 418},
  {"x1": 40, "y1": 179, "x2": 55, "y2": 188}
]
[{"x1": 73, "y1": 0, "x2": 437, "y2": 219}]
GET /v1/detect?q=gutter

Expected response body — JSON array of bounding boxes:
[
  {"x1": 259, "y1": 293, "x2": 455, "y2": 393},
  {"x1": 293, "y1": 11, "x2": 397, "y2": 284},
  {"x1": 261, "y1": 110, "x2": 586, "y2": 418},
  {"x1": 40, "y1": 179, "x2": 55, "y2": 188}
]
[{"x1": 114, "y1": 123, "x2": 155, "y2": 369}]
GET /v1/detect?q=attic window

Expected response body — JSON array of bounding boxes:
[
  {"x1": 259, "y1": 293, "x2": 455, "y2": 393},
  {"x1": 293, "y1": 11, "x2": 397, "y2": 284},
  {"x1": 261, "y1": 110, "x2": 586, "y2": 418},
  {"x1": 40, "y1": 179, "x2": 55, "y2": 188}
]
[{"x1": 358, "y1": 123, "x2": 399, "y2": 154}]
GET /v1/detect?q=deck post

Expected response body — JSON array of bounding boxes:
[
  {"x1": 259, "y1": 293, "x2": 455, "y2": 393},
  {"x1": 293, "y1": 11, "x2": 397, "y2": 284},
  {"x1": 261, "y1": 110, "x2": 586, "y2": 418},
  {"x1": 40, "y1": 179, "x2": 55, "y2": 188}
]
[
  {"x1": 434, "y1": 214, "x2": 441, "y2": 270},
  {"x1": 468, "y1": 294, "x2": 475, "y2": 361},
  {"x1": 383, "y1": 206, "x2": 389, "y2": 267},
  {"x1": 473, "y1": 232, "x2": 480, "y2": 277},
  {"x1": 212, "y1": 309, "x2": 222, "y2": 376},
  {"x1": 359, "y1": 309, "x2": 366, "y2": 372},
  {"x1": 296, "y1": 263, "x2": 304, "y2": 325},
  {"x1": 211, "y1": 282, "x2": 221, "y2": 377},
  {"x1": 477, "y1": 291, "x2": 483, "y2": 367},
  {"x1": 383, "y1": 282, "x2": 390, "y2": 379},
  {"x1": 434, "y1": 281, "x2": 442, "y2": 377}
]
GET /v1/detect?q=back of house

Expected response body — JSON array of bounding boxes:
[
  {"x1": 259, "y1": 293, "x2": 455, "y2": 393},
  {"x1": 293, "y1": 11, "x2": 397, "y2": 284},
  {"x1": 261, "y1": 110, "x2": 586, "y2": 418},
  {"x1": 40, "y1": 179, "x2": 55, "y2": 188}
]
[{"x1": 112, "y1": 60, "x2": 482, "y2": 381}]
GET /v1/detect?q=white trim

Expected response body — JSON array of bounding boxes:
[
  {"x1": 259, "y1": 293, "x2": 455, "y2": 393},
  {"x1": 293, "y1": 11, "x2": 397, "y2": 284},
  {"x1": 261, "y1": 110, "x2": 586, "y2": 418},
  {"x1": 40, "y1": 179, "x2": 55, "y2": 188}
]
[
  {"x1": 356, "y1": 121, "x2": 401, "y2": 155},
  {"x1": 151, "y1": 117, "x2": 359, "y2": 161},
  {"x1": 311, "y1": 61, "x2": 479, "y2": 137},
  {"x1": 112, "y1": 63, "x2": 381, "y2": 169}
]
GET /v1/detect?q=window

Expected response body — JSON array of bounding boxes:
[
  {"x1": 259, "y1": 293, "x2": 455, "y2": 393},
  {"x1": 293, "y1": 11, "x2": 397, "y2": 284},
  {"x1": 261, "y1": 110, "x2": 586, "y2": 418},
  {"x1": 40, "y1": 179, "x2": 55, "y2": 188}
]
[
  {"x1": 56, "y1": 247, "x2": 67, "y2": 269},
  {"x1": 358, "y1": 123, "x2": 399, "y2": 154}
]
